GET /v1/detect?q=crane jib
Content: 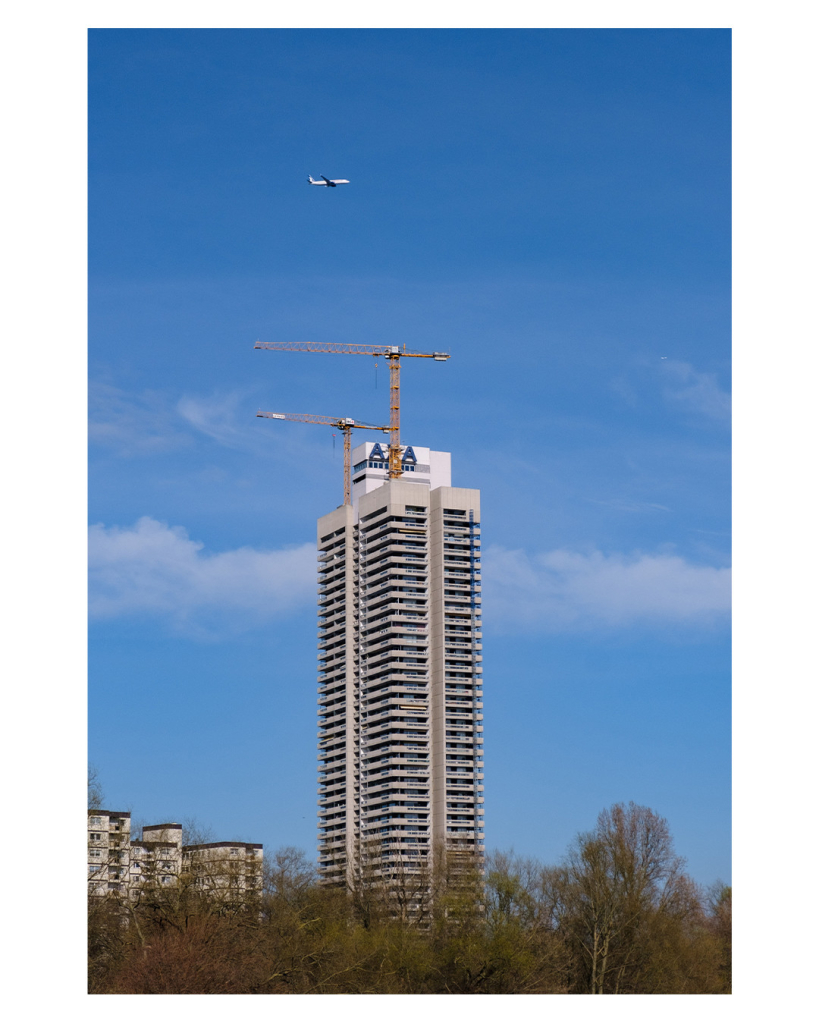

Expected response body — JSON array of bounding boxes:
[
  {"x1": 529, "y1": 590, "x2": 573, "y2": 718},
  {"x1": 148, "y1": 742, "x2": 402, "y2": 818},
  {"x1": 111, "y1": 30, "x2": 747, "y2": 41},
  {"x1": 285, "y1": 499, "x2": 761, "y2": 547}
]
[
  {"x1": 254, "y1": 341, "x2": 450, "y2": 483},
  {"x1": 253, "y1": 341, "x2": 449, "y2": 359}
]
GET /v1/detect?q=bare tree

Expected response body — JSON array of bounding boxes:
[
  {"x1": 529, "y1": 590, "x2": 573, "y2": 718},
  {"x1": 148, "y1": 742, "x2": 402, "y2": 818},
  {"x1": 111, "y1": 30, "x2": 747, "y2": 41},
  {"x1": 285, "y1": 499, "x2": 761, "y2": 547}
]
[
  {"x1": 181, "y1": 817, "x2": 215, "y2": 846},
  {"x1": 554, "y1": 801, "x2": 691, "y2": 993},
  {"x1": 88, "y1": 764, "x2": 104, "y2": 809},
  {"x1": 705, "y1": 881, "x2": 731, "y2": 991},
  {"x1": 265, "y1": 845, "x2": 317, "y2": 906}
]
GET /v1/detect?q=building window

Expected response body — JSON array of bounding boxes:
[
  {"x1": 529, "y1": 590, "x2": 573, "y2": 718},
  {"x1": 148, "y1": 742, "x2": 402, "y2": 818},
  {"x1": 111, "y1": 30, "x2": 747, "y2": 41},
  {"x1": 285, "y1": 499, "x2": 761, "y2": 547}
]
[
  {"x1": 89, "y1": 816, "x2": 102, "y2": 826},
  {"x1": 89, "y1": 833, "x2": 102, "y2": 842}
]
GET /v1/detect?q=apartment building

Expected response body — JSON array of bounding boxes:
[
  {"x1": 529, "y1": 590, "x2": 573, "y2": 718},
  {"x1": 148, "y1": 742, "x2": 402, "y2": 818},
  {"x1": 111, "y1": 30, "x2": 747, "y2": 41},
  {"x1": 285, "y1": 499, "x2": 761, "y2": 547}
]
[
  {"x1": 317, "y1": 441, "x2": 484, "y2": 887},
  {"x1": 87, "y1": 810, "x2": 132, "y2": 896},
  {"x1": 128, "y1": 822, "x2": 184, "y2": 898},
  {"x1": 87, "y1": 811, "x2": 263, "y2": 902},
  {"x1": 184, "y1": 842, "x2": 264, "y2": 900}
]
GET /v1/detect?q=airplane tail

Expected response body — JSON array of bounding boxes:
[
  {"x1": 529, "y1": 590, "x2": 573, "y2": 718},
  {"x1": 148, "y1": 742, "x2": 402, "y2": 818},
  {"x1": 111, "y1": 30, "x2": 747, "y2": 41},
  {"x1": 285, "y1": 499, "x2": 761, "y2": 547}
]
[{"x1": 308, "y1": 175, "x2": 315, "y2": 183}]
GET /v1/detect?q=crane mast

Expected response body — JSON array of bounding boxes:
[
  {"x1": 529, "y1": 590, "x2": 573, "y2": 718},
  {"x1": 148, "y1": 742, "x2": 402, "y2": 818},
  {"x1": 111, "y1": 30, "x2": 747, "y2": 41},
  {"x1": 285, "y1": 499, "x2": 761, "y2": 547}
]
[
  {"x1": 256, "y1": 410, "x2": 389, "y2": 506},
  {"x1": 254, "y1": 341, "x2": 449, "y2": 478}
]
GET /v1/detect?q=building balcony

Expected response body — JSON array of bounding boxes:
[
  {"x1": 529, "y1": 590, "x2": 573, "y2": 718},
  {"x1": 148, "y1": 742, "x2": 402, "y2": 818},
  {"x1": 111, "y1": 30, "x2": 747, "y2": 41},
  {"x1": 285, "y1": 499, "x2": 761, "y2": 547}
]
[
  {"x1": 362, "y1": 666, "x2": 430, "y2": 680},
  {"x1": 318, "y1": 550, "x2": 345, "y2": 563},
  {"x1": 319, "y1": 789, "x2": 347, "y2": 803},
  {"x1": 364, "y1": 752, "x2": 430, "y2": 767},
  {"x1": 318, "y1": 662, "x2": 347, "y2": 677},
  {"x1": 363, "y1": 691, "x2": 429, "y2": 710},
  {"x1": 365, "y1": 661, "x2": 429, "y2": 677},
  {"x1": 318, "y1": 564, "x2": 346, "y2": 581},
  {"x1": 364, "y1": 827, "x2": 430, "y2": 839},
  {"x1": 365, "y1": 695, "x2": 427, "y2": 711},
  {"x1": 363, "y1": 548, "x2": 427, "y2": 567},
  {"x1": 319, "y1": 656, "x2": 348, "y2": 673},
  {"x1": 374, "y1": 631, "x2": 428, "y2": 647},
  {"x1": 318, "y1": 726, "x2": 346, "y2": 741},
  {"x1": 362, "y1": 741, "x2": 429, "y2": 758},
  {"x1": 319, "y1": 608, "x2": 347, "y2": 624},
  {"x1": 317, "y1": 635, "x2": 347, "y2": 649},
  {"x1": 362, "y1": 717, "x2": 428, "y2": 734},
  {"x1": 319, "y1": 711, "x2": 347, "y2": 726}
]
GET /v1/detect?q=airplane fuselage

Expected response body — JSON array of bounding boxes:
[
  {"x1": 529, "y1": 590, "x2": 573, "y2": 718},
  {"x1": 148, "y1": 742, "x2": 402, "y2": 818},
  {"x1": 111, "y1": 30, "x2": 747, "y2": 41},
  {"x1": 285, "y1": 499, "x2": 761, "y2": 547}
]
[{"x1": 308, "y1": 175, "x2": 349, "y2": 187}]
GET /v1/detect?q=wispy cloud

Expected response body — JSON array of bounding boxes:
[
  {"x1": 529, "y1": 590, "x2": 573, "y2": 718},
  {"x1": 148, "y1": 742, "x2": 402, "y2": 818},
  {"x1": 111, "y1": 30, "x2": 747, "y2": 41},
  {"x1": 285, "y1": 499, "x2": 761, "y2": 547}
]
[
  {"x1": 482, "y1": 544, "x2": 731, "y2": 632},
  {"x1": 89, "y1": 517, "x2": 315, "y2": 637},
  {"x1": 660, "y1": 360, "x2": 731, "y2": 422},
  {"x1": 89, "y1": 382, "x2": 193, "y2": 456},
  {"x1": 176, "y1": 392, "x2": 250, "y2": 448},
  {"x1": 590, "y1": 498, "x2": 670, "y2": 513},
  {"x1": 90, "y1": 382, "x2": 276, "y2": 458}
]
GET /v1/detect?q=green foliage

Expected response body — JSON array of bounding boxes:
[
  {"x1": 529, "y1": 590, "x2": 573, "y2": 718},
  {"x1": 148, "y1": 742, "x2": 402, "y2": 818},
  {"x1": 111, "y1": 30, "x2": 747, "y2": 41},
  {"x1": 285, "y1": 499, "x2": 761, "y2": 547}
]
[{"x1": 88, "y1": 803, "x2": 731, "y2": 994}]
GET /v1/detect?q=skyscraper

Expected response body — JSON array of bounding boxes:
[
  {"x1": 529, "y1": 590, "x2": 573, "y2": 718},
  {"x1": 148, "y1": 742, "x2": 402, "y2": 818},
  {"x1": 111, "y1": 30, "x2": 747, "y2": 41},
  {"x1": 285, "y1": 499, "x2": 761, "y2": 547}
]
[{"x1": 317, "y1": 440, "x2": 484, "y2": 886}]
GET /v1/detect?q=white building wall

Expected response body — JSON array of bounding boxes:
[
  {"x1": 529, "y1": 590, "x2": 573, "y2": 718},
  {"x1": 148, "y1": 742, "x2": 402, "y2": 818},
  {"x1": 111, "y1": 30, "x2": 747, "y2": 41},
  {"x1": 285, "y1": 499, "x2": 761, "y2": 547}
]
[
  {"x1": 183, "y1": 842, "x2": 264, "y2": 898},
  {"x1": 88, "y1": 810, "x2": 131, "y2": 897},
  {"x1": 89, "y1": 814, "x2": 264, "y2": 903},
  {"x1": 350, "y1": 442, "x2": 450, "y2": 507}
]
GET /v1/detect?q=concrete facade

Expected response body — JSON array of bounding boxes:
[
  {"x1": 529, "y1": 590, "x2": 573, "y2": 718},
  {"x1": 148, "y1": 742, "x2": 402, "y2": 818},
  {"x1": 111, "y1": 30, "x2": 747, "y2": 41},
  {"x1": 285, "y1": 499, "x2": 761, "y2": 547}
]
[
  {"x1": 87, "y1": 810, "x2": 132, "y2": 897},
  {"x1": 317, "y1": 443, "x2": 484, "y2": 886},
  {"x1": 87, "y1": 811, "x2": 263, "y2": 903},
  {"x1": 129, "y1": 823, "x2": 184, "y2": 898},
  {"x1": 183, "y1": 842, "x2": 265, "y2": 900}
]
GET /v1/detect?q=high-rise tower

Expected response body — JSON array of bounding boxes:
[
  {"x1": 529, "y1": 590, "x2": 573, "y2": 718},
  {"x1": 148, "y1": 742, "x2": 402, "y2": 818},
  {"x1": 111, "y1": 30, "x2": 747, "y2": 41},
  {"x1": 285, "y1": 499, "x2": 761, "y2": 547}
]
[{"x1": 316, "y1": 441, "x2": 484, "y2": 886}]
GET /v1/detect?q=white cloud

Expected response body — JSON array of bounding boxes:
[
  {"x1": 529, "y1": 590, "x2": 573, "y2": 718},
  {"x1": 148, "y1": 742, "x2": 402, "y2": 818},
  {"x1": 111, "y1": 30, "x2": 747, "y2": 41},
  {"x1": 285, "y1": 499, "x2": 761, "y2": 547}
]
[
  {"x1": 482, "y1": 544, "x2": 731, "y2": 631},
  {"x1": 660, "y1": 360, "x2": 731, "y2": 422},
  {"x1": 89, "y1": 517, "x2": 315, "y2": 636},
  {"x1": 89, "y1": 521, "x2": 730, "y2": 638}
]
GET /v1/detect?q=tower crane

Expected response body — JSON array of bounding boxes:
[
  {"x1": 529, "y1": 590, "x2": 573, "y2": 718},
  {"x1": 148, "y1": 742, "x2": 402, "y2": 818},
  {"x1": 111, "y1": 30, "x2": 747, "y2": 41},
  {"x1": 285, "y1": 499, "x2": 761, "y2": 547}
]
[
  {"x1": 254, "y1": 341, "x2": 450, "y2": 479},
  {"x1": 256, "y1": 411, "x2": 390, "y2": 506}
]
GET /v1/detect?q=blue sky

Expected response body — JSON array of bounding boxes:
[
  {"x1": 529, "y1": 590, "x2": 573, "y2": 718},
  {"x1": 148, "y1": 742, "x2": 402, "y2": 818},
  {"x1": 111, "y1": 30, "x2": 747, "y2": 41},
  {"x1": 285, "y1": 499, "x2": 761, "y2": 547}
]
[{"x1": 88, "y1": 29, "x2": 730, "y2": 885}]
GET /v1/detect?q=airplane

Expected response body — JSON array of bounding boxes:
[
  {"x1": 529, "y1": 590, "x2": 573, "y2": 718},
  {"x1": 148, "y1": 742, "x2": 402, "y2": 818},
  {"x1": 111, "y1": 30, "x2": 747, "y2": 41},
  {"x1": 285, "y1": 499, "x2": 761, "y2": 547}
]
[{"x1": 308, "y1": 174, "x2": 350, "y2": 187}]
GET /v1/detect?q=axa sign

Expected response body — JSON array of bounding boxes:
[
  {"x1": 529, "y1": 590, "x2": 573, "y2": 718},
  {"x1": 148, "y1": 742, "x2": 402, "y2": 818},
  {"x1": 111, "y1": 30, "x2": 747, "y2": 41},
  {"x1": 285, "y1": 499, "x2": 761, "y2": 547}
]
[{"x1": 369, "y1": 443, "x2": 417, "y2": 463}]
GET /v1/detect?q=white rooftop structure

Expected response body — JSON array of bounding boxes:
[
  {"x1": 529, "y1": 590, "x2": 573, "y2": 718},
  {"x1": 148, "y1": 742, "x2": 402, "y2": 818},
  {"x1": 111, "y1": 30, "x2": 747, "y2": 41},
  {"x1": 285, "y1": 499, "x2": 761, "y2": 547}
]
[{"x1": 350, "y1": 441, "x2": 452, "y2": 509}]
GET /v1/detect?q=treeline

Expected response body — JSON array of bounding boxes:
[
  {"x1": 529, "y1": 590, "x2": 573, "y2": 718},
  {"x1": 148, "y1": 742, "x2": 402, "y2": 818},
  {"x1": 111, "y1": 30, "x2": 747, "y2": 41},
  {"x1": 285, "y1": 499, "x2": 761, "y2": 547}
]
[{"x1": 88, "y1": 802, "x2": 731, "y2": 994}]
